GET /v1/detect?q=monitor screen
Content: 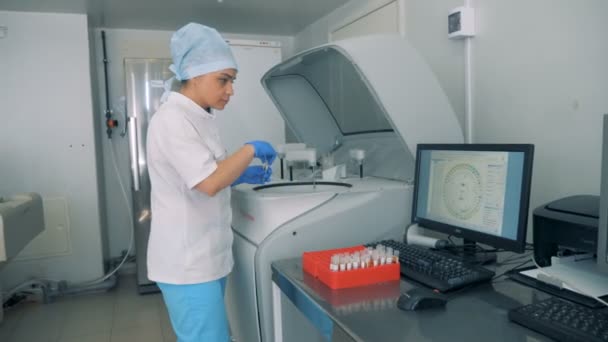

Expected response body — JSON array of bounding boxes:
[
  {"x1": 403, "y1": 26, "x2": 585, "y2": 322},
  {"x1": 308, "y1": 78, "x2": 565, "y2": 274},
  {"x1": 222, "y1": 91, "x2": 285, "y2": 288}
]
[{"x1": 412, "y1": 144, "x2": 534, "y2": 253}]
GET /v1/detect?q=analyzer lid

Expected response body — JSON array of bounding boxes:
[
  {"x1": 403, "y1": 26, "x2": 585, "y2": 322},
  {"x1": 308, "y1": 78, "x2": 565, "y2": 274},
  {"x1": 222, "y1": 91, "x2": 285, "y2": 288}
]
[{"x1": 261, "y1": 34, "x2": 463, "y2": 181}]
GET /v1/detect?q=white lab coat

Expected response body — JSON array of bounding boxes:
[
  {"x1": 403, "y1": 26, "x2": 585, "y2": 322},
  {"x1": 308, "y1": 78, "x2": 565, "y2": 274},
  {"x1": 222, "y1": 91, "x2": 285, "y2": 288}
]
[{"x1": 146, "y1": 92, "x2": 233, "y2": 284}]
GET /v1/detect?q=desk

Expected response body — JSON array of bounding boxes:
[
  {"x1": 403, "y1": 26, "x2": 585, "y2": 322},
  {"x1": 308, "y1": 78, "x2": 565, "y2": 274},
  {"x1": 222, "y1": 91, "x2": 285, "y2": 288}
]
[{"x1": 271, "y1": 258, "x2": 552, "y2": 342}]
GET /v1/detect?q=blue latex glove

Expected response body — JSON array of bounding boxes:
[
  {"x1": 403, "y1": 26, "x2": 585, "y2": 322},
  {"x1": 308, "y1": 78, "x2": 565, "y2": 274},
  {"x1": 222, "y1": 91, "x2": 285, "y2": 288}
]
[
  {"x1": 232, "y1": 166, "x2": 272, "y2": 186},
  {"x1": 245, "y1": 140, "x2": 277, "y2": 165}
]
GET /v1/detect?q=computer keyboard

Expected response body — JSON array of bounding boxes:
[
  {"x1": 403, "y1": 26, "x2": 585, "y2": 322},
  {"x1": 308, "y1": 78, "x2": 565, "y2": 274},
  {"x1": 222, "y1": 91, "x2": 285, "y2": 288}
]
[
  {"x1": 509, "y1": 297, "x2": 608, "y2": 342},
  {"x1": 369, "y1": 240, "x2": 495, "y2": 292}
]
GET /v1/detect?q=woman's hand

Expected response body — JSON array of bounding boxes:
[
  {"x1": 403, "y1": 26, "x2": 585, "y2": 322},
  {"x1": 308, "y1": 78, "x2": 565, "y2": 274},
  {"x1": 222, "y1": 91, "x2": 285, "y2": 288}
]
[
  {"x1": 232, "y1": 165, "x2": 272, "y2": 186},
  {"x1": 245, "y1": 140, "x2": 277, "y2": 164}
]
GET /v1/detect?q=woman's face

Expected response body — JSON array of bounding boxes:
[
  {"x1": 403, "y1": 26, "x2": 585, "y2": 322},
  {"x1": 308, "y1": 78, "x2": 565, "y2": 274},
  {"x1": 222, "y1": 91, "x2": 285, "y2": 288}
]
[{"x1": 192, "y1": 68, "x2": 237, "y2": 110}]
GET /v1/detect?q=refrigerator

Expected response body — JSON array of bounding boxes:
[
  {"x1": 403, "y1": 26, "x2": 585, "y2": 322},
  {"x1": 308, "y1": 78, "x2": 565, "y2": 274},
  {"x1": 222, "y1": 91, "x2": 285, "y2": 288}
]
[{"x1": 125, "y1": 58, "x2": 173, "y2": 294}]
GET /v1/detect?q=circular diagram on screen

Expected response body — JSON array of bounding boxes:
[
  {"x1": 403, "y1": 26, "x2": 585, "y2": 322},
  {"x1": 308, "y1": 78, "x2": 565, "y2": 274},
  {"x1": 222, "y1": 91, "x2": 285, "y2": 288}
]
[{"x1": 442, "y1": 164, "x2": 482, "y2": 220}]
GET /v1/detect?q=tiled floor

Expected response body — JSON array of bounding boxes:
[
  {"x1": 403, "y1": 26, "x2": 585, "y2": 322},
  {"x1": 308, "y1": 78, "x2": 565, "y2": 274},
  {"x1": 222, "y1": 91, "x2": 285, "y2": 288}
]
[{"x1": 0, "y1": 275, "x2": 176, "y2": 342}]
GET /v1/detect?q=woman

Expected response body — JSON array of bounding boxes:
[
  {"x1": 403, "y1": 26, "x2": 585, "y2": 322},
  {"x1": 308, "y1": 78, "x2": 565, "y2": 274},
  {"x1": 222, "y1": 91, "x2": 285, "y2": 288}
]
[{"x1": 146, "y1": 22, "x2": 277, "y2": 341}]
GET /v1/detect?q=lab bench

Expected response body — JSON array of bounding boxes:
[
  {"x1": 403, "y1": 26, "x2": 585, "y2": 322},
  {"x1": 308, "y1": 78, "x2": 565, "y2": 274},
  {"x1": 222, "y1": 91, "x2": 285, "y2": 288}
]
[{"x1": 271, "y1": 257, "x2": 553, "y2": 342}]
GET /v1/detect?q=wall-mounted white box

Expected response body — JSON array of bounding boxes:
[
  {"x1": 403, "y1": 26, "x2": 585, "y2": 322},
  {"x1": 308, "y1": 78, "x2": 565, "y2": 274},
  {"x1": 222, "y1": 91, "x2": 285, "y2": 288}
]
[{"x1": 448, "y1": 7, "x2": 475, "y2": 39}]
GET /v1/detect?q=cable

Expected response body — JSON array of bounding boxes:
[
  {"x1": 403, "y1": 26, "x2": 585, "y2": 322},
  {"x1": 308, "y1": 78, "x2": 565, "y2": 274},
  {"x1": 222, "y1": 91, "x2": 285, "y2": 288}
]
[
  {"x1": 443, "y1": 244, "x2": 505, "y2": 254},
  {"x1": 531, "y1": 255, "x2": 608, "y2": 307},
  {"x1": 447, "y1": 235, "x2": 456, "y2": 245},
  {"x1": 496, "y1": 251, "x2": 534, "y2": 266},
  {"x1": 442, "y1": 235, "x2": 509, "y2": 254},
  {"x1": 492, "y1": 258, "x2": 534, "y2": 282},
  {"x1": 61, "y1": 125, "x2": 134, "y2": 288},
  {"x1": 74, "y1": 135, "x2": 134, "y2": 286},
  {"x1": 1, "y1": 279, "x2": 59, "y2": 305}
]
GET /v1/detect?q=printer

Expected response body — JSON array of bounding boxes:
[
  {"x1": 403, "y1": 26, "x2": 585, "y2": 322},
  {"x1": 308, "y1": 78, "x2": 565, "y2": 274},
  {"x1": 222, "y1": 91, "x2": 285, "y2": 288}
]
[{"x1": 533, "y1": 195, "x2": 599, "y2": 267}]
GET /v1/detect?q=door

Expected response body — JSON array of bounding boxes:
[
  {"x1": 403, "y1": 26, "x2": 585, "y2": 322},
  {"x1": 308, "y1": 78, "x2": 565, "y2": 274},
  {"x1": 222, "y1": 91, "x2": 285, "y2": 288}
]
[{"x1": 125, "y1": 58, "x2": 173, "y2": 293}]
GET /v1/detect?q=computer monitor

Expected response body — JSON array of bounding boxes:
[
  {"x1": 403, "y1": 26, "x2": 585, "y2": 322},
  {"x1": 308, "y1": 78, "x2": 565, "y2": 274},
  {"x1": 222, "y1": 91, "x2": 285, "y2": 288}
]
[
  {"x1": 412, "y1": 144, "x2": 534, "y2": 256},
  {"x1": 597, "y1": 114, "x2": 608, "y2": 274}
]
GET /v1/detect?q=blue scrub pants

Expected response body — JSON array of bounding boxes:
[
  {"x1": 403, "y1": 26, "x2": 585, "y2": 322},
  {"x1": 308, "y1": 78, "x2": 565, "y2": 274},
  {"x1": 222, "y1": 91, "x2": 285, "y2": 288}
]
[{"x1": 157, "y1": 277, "x2": 229, "y2": 342}]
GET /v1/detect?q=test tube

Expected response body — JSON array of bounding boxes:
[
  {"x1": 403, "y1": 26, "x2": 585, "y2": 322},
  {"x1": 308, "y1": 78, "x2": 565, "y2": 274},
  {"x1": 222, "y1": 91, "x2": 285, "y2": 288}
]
[
  {"x1": 261, "y1": 160, "x2": 269, "y2": 183},
  {"x1": 377, "y1": 244, "x2": 386, "y2": 254},
  {"x1": 349, "y1": 149, "x2": 365, "y2": 178},
  {"x1": 377, "y1": 245, "x2": 386, "y2": 265},
  {"x1": 346, "y1": 255, "x2": 353, "y2": 271},
  {"x1": 393, "y1": 250, "x2": 400, "y2": 263},
  {"x1": 353, "y1": 252, "x2": 360, "y2": 269},
  {"x1": 386, "y1": 247, "x2": 394, "y2": 264},
  {"x1": 372, "y1": 250, "x2": 379, "y2": 267},
  {"x1": 330, "y1": 254, "x2": 339, "y2": 272},
  {"x1": 339, "y1": 254, "x2": 346, "y2": 271}
]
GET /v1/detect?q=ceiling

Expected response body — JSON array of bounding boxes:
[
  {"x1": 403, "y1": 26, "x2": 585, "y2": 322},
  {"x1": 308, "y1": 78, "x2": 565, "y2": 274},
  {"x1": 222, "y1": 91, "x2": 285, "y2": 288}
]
[{"x1": 0, "y1": 0, "x2": 350, "y2": 35}]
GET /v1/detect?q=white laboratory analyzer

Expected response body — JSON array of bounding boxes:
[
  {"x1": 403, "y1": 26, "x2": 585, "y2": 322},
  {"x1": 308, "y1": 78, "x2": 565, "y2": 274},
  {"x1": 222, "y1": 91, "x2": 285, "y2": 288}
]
[{"x1": 225, "y1": 34, "x2": 464, "y2": 342}]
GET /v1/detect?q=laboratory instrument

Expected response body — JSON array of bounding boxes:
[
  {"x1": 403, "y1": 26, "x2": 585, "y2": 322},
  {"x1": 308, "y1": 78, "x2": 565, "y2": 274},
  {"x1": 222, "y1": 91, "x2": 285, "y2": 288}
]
[
  {"x1": 533, "y1": 195, "x2": 600, "y2": 267},
  {"x1": 226, "y1": 34, "x2": 463, "y2": 342},
  {"x1": 284, "y1": 148, "x2": 317, "y2": 181},
  {"x1": 0, "y1": 192, "x2": 45, "y2": 322},
  {"x1": 0, "y1": 193, "x2": 44, "y2": 269},
  {"x1": 349, "y1": 149, "x2": 366, "y2": 178},
  {"x1": 276, "y1": 143, "x2": 306, "y2": 179}
]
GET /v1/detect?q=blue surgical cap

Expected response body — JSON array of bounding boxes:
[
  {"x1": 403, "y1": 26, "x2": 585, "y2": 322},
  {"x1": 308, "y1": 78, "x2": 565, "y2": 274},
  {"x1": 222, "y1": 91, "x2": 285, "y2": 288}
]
[{"x1": 169, "y1": 23, "x2": 238, "y2": 81}]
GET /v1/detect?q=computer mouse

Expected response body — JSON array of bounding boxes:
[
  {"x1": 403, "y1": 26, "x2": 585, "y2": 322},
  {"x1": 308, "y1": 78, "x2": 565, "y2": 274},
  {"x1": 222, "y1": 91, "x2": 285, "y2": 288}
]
[{"x1": 397, "y1": 288, "x2": 447, "y2": 311}]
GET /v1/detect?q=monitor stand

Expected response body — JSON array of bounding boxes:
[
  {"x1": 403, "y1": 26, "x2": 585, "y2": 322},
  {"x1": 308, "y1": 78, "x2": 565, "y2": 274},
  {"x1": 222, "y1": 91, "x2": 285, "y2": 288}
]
[{"x1": 447, "y1": 239, "x2": 497, "y2": 265}]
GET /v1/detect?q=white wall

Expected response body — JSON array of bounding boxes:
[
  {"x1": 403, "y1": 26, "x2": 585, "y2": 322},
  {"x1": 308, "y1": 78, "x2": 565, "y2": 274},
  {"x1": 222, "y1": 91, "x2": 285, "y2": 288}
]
[
  {"x1": 472, "y1": 0, "x2": 608, "y2": 237},
  {"x1": 295, "y1": 0, "x2": 608, "y2": 240},
  {"x1": 402, "y1": 0, "x2": 466, "y2": 129},
  {"x1": 294, "y1": 0, "x2": 403, "y2": 52},
  {"x1": 0, "y1": 11, "x2": 105, "y2": 289},
  {"x1": 95, "y1": 28, "x2": 293, "y2": 258},
  {"x1": 330, "y1": 1, "x2": 400, "y2": 41}
]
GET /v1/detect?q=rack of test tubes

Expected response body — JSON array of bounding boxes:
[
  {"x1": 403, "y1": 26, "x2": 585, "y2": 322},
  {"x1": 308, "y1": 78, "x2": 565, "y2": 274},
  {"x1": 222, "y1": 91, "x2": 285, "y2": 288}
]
[{"x1": 303, "y1": 244, "x2": 400, "y2": 290}]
